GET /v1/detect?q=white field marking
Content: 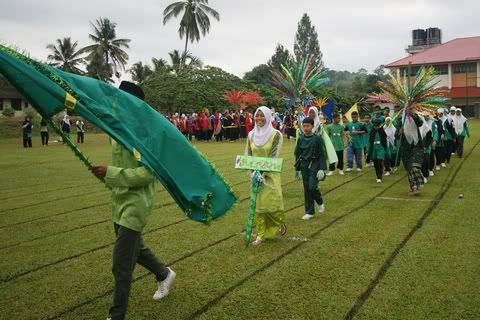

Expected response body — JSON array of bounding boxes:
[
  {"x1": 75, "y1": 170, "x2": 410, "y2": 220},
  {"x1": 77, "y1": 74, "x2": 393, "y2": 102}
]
[
  {"x1": 287, "y1": 236, "x2": 310, "y2": 242},
  {"x1": 376, "y1": 196, "x2": 433, "y2": 202}
]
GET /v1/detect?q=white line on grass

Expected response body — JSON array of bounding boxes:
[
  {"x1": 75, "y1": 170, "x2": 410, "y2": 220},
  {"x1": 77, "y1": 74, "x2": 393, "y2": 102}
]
[{"x1": 376, "y1": 196, "x2": 433, "y2": 202}]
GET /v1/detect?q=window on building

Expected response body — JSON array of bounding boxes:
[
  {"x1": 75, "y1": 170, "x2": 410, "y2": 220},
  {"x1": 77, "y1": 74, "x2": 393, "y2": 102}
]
[
  {"x1": 433, "y1": 64, "x2": 448, "y2": 75},
  {"x1": 453, "y1": 63, "x2": 477, "y2": 73},
  {"x1": 11, "y1": 98, "x2": 22, "y2": 111}
]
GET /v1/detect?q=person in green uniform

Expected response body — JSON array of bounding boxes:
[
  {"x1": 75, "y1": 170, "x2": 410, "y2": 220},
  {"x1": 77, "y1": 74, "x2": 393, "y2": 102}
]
[
  {"x1": 419, "y1": 115, "x2": 434, "y2": 184},
  {"x1": 295, "y1": 117, "x2": 327, "y2": 220},
  {"x1": 363, "y1": 114, "x2": 373, "y2": 167},
  {"x1": 344, "y1": 111, "x2": 367, "y2": 172},
  {"x1": 443, "y1": 108, "x2": 456, "y2": 164},
  {"x1": 452, "y1": 108, "x2": 470, "y2": 158},
  {"x1": 383, "y1": 116, "x2": 396, "y2": 176},
  {"x1": 246, "y1": 106, "x2": 286, "y2": 245},
  {"x1": 434, "y1": 108, "x2": 447, "y2": 170},
  {"x1": 326, "y1": 113, "x2": 345, "y2": 176},
  {"x1": 396, "y1": 111, "x2": 425, "y2": 195},
  {"x1": 368, "y1": 118, "x2": 387, "y2": 183},
  {"x1": 90, "y1": 81, "x2": 175, "y2": 320}
]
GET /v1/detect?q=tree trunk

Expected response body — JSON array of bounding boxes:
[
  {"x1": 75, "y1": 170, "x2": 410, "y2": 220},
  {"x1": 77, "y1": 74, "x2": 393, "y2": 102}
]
[{"x1": 183, "y1": 32, "x2": 189, "y2": 66}]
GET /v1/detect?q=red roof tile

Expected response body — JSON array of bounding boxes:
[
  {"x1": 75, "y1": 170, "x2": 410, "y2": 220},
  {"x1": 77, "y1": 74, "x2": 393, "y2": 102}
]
[{"x1": 386, "y1": 36, "x2": 480, "y2": 67}]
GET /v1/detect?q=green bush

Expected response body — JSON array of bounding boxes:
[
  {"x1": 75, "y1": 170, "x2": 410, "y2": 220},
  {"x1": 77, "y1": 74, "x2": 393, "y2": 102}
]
[{"x1": 1, "y1": 107, "x2": 15, "y2": 118}]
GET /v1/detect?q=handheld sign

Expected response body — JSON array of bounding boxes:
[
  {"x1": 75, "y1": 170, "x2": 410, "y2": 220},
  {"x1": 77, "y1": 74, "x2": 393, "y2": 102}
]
[{"x1": 235, "y1": 155, "x2": 284, "y2": 246}]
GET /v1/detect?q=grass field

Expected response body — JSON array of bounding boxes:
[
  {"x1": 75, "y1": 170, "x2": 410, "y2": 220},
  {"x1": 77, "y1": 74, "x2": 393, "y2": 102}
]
[{"x1": 1, "y1": 122, "x2": 479, "y2": 320}]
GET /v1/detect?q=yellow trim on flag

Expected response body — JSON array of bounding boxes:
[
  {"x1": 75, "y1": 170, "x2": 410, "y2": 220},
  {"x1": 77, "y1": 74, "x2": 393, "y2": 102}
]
[
  {"x1": 64, "y1": 92, "x2": 77, "y2": 111},
  {"x1": 133, "y1": 148, "x2": 141, "y2": 161}
]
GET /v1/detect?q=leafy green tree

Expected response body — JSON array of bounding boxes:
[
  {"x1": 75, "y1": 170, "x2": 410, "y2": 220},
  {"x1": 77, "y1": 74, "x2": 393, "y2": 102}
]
[
  {"x1": 163, "y1": 0, "x2": 220, "y2": 58},
  {"x1": 293, "y1": 13, "x2": 323, "y2": 67},
  {"x1": 268, "y1": 44, "x2": 294, "y2": 70},
  {"x1": 86, "y1": 51, "x2": 114, "y2": 83},
  {"x1": 142, "y1": 66, "x2": 256, "y2": 112},
  {"x1": 46, "y1": 37, "x2": 84, "y2": 74},
  {"x1": 81, "y1": 17, "x2": 130, "y2": 79},
  {"x1": 243, "y1": 64, "x2": 271, "y2": 85}
]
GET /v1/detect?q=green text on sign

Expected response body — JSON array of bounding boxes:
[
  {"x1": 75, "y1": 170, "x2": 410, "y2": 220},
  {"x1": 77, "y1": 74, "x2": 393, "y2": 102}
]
[{"x1": 235, "y1": 155, "x2": 283, "y2": 172}]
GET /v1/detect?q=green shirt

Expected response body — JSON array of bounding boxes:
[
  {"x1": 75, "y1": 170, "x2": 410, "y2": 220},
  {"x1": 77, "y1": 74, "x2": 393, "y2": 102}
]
[
  {"x1": 295, "y1": 133, "x2": 327, "y2": 171},
  {"x1": 327, "y1": 123, "x2": 345, "y2": 151},
  {"x1": 105, "y1": 140, "x2": 157, "y2": 232},
  {"x1": 345, "y1": 121, "x2": 366, "y2": 149}
]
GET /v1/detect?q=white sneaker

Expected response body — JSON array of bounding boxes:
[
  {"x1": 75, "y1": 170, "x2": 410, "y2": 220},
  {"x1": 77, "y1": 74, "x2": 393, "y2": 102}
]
[
  {"x1": 326, "y1": 171, "x2": 334, "y2": 176},
  {"x1": 435, "y1": 166, "x2": 441, "y2": 171},
  {"x1": 441, "y1": 163, "x2": 446, "y2": 168},
  {"x1": 302, "y1": 213, "x2": 315, "y2": 220},
  {"x1": 153, "y1": 268, "x2": 176, "y2": 301},
  {"x1": 346, "y1": 168, "x2": 353, "y2": 172},
  {"x1": 252, "y1": 236, "x2": 265, "y2": 245},
  {"x1": 376, "y1": 179, "x2": 382, "y2": 183},
  {"x1": 429, "y1": 171, "x2": 434, "y2": 177},
  {"x1": 356, "y1": 168, "x2": 363, "y2": 172},
  {"x1": 317, "y1": 203, "x2": 325, "y2": 213},
  {"x1": 424, "y1": 177, "x2": 428, "y2": 184},
  {"x1": 338, "y1": 170, "x2": 344, "y2": 175},
  {"x1": 384, "y1": 171, "x2": 390, "y2": 176}
]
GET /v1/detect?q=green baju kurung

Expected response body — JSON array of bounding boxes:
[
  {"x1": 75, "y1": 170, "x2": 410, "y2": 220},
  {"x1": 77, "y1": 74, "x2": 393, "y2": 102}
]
[{"x1": 246, "y1": 131, "x2": 285, "y2": 239}]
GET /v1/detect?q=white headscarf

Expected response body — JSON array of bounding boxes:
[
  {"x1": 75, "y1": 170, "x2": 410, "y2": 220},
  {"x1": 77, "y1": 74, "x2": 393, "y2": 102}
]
[
  {"x1": 419, "y1": 115, "x2": 433, "y2": 139},
  {"x1": 402, "y1": 107, "x2": 420, "y2": 145},
  {"x1": 384, "y1": 117, "x2": 396, "y2": 147},
  {"x1": 63, "y1": 114, "x2": 70, "y2": 126},
  {"x1": 249, "y1": 106, "x2": 276, "y2": 147},
  {"x1": 307, "y1": 106, "x2": 321, "y2": 133},
  {"x1": 453, "y1": 108, "x2": 467, "y2": 135}
]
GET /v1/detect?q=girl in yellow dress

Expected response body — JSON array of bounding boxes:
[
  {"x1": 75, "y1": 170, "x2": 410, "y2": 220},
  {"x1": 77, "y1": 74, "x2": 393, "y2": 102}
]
[{"x1": 245, "y1": 106, "x2": 286, "y2": 245}]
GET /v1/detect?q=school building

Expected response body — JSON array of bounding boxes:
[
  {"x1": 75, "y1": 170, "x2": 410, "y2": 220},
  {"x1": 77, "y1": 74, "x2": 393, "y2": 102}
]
[
  {"x1": 0, "y1": 74, "x2": 31, "y2": 116},
  {"x1": 386, "y1": 35, "x2": 480, "y2": 118}
]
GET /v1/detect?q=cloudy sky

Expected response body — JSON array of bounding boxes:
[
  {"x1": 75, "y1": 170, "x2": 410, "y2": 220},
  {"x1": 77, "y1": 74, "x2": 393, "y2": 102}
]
[{"x1": 1, "y1": 0, "x2": 479, "y2": 80}]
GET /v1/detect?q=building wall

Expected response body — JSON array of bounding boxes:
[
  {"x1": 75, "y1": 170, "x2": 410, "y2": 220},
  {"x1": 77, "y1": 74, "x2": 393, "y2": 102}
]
[{"x1": 452, "y1": 72, "x2": 477, "y2": 87}]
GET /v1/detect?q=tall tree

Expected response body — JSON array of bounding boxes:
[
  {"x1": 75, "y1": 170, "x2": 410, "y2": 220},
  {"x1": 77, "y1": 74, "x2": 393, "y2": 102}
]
[
  {"x1": 129, "y1": 61, "x2": 153, "y2": 84},
  {"x1": 163, "y1": 0, "x2": 220, "y2": 58},
  {"x1": 168, "y1": 49, "x2": 203, "y2": 73},
  {"x1": 243, "y1": 64, "x2": 271, "y2": 85},
  {"x1": 46, "y1": 37, "x2": 84, "y2": 74},
  {"x1": 86, "y1": 51, "x2": 114, "y2": 83},
  {"x1": 293, "y1": 13, "x2": 323, "y2": 67},
  {"x1": 268, "y1": 44, "x2": 294, "y2": 70},
  {"x1": 80, "y1": 17, "x2": 130, "y2": 79},
  {"x1": 152, "y1": 57, "x2": 169, "y2": 72}
]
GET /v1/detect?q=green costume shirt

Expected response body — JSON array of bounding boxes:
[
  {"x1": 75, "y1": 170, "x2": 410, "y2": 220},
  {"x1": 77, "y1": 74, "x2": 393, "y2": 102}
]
[
  {"x1": 295, "y1": 133, "x2": 327, "y2": 171},
  {"x1": 327, "y1": 123, "x2": 345, "y2": 151},
  {"x1": 345, "y1": 121, "x2": 366, "y2": 149},
  {"x1": 105, "y1": 140, "x2": 157, "y2": 232},
  {"x1": 363, "y1": 122, "x2": 373, "y2": 149}
]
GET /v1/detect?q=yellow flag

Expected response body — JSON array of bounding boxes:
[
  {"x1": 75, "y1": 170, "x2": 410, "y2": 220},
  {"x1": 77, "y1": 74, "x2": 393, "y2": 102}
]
[{"x1": 344, "y1": 103, "x2": 358, "y2": 122}]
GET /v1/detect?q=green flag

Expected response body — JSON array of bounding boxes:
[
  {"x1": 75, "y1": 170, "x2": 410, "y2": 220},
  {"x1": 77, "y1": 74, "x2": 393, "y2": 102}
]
[{"x1": 0, "y1": 45, "x2": 237, "y2": 223}]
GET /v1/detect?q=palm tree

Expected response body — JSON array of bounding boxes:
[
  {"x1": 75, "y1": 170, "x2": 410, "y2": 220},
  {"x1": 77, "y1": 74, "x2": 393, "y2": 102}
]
[
  {"x1": 163, "y1": 0, "x2": 220, "y2": 57},
  {"x1": 151, "y1": 58, "x2": 169, "y2": 72},
  {"x1": 46, "y1": 38, "x2": 84, "y2": 74},
  {"x1": 168, "y1": 49, "x2": 203, "y2": 73},
  {"x1": 86, "y1": 51, "x2": 114, "y2": 83},
  {"x1": 80, "y1": 17, "x2": 130, "y2": 79},
  {"x1": 129, "y1": 61, "x2": 153, "y2": 83}
]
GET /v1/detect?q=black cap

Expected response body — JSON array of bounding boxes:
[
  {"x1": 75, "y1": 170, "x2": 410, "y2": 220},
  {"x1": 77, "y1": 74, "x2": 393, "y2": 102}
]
[
  {"x1": 302, "y1": 117, "x2": 315, "y2": 125},
  {"x1": 119, "y1": 81, "x2": 145, "y2": 101}
]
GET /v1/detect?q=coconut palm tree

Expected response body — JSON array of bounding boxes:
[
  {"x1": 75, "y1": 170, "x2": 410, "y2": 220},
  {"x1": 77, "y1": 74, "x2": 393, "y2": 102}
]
[
  {"x1": 46, "y1": 37, "x2": 84, "y2": 74},
  {"x1": 80, "y1": 17, "x2": 130, "y2": 79},
  {"x1": 151, "y1": 58, "x2": 169, "y2": 72},
  {"x1": 168, "y1": 49, "x2": 203, "y2": 73},
  {"x1": 163, "y1": 0, "x2": 220, "y2": 57},
  {"x1": 129, "y1": 61, "x2": 153, "y2": 83}
]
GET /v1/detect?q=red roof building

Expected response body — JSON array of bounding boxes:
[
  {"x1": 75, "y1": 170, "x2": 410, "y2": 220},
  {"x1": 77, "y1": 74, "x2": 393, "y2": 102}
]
[{"x1": 386, "y1": 36, "x2": 480, "y2": 118}]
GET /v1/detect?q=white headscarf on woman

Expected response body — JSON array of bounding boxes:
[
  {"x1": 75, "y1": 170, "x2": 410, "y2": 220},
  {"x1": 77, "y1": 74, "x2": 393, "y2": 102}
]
[
  {"x1": 307, "y1": 106, "x2": 321, "y2": 133},
  {"x1": 384, "y1": 116, "x2": 396, "y2": 147},
  {"x1": 419, "y1": 115, "x2": 433, "y2": 139},
  {"x1": 249, "y1": 106, "x2": 275, "y2": 147},
  {"x1": 453, "y1": 108, "x2": 467, "y2": 135}
]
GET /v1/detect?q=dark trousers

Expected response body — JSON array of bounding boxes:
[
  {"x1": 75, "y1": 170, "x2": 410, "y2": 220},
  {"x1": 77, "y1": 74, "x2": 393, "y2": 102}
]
[
  {"x1": 23, "y1": 137, "x2": 32, "y2": 148},
  {"x1": 41, "y1": 132, "x2": 49, "y2": 145},
  {"x1": 77, "y1": 132, "x2": 84, "y2": 144},
  {"x1": 301, "y1": 164, "x2": 323, "y2": 215},
  {"x1": 347, "y1": 145, "x2": 363, "y2": 169},
  {"x1": 373, "y1": 159, "x2": 383, "y2": 180},
  {"x1": 329, "y1": 150, "x2": 344, "y2": 171},
  {"x1": 364, "y1": 147, "x2": 371, "y2": 164},
  {"x1": 435, "y1": 146, "x2": 445, "y2": 165},
  {"x1": 421, "y1": 153, "x2": 430, "y2": 178},
  {"x1": 445, "y1": 140, "x2": 454, "y2": 163},
  {"x1": 286, "y1": 128, "x2": 296, "y2": 140},
  {"x1": 429, "y1": 151, "x2": 435, "y2": 171},
  {"x1": 109, "y1": 224, "x2": 169, "y2": 320},
  {"x1": 456, "y1": 136, "x2": 465, "y2": 158},
  {"x1": 215, "y1": 130, "x2": 223, "y2": 142}
]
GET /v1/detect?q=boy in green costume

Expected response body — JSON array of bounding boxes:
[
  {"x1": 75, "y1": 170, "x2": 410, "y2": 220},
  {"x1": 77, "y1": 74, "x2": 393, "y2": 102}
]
[
  {"x1": 344, "y1": 111, "x2": 367, "y2": 172},
  {"x1": 326, "y1": 113, "x2": 346, "y2": 176},
  {"x1": 295, "y1": 117, "x2": 327, "y2": 220},
  {"x1": 90, "y1": 82, "x2": 175, "y2": 320}
]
